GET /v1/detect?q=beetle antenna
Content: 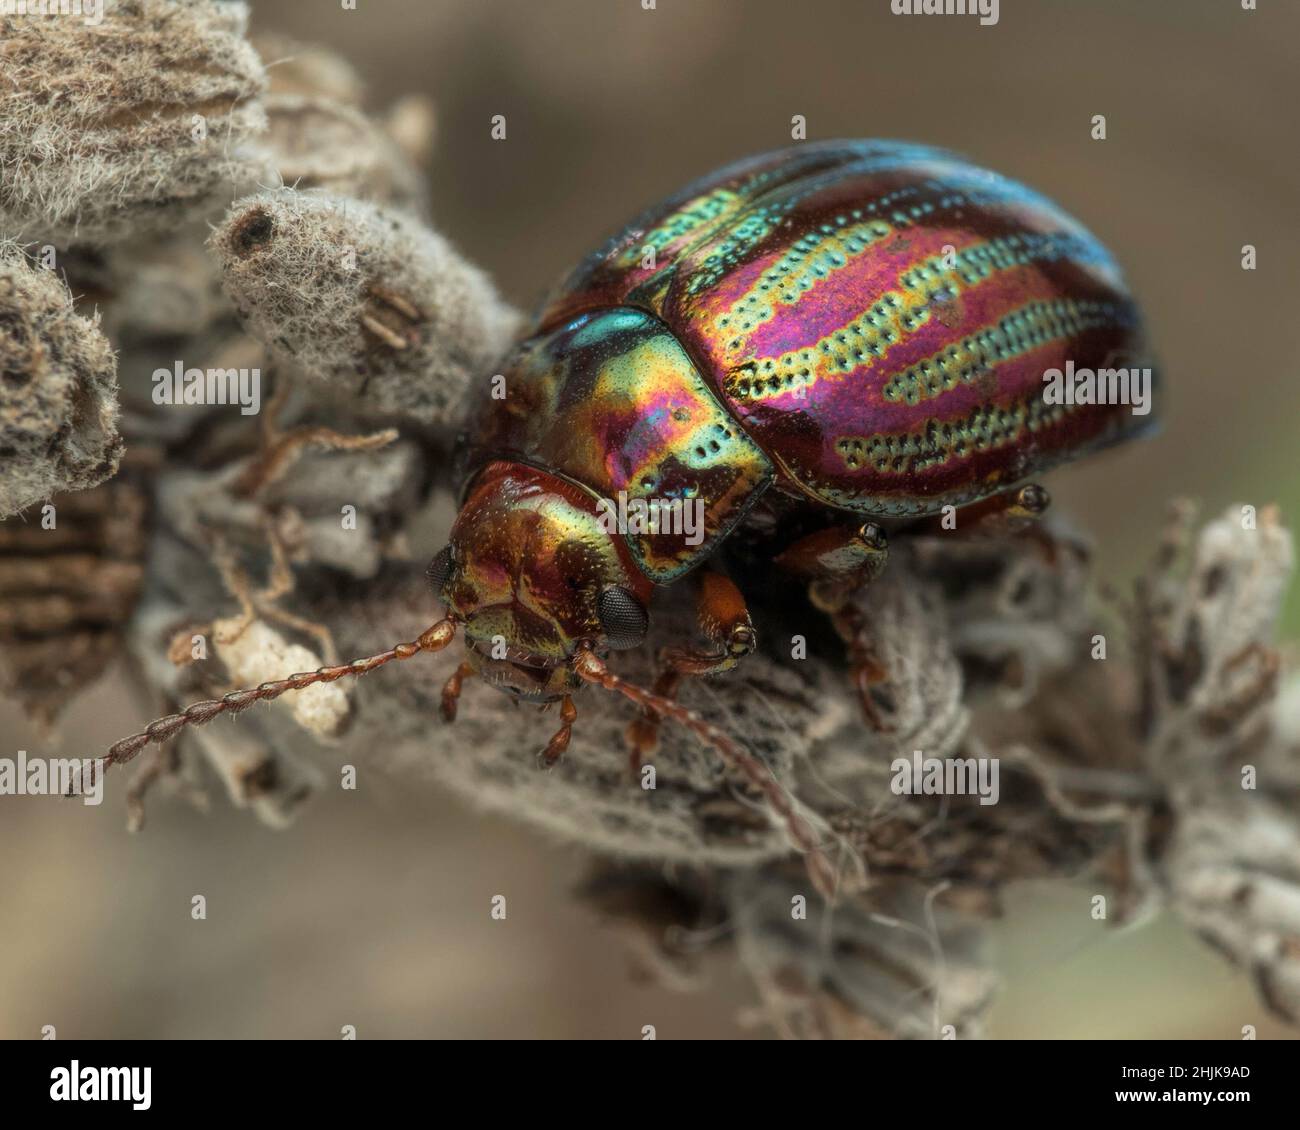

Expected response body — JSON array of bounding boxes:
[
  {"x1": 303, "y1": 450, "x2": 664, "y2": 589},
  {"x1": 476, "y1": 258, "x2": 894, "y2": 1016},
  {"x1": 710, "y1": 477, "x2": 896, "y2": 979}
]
[
  {"x1": 105, "y1": 619, "x2": 458, "y2": 771},
  {"x1": 572, "y1": 645, "x2": 838, "y2": 899}
]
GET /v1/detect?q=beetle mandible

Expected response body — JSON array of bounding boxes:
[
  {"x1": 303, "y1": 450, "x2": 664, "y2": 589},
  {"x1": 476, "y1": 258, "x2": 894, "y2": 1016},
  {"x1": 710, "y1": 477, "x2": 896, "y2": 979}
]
[{"x1": 109, "y1": 141, "x2": 1157, "y2": 896}]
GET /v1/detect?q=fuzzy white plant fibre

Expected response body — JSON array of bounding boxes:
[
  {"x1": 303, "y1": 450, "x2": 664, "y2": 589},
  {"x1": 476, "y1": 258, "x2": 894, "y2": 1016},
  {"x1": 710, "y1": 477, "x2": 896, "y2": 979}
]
[
  {"x1": 209, "y1": 190, "x2": 521, "y2": 427},
  {"x1": 252, "y1": 31, "x2": 367, "y2": 107},
  {"x1": 258, "y1": 95, "x2": 429, "y2": 215},
  {"x1": 0, "y1": 0, "x2": 269, "y2": 246},
  {"x1": 0, "y1": 243, "x2": 122, "y2": 517}
]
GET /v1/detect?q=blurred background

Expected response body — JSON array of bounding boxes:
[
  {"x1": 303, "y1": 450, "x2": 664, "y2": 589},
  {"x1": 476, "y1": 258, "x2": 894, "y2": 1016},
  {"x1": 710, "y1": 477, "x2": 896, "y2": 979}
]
[{"x1": 2, "y1": 0, "x2": 1298, "y2": 1038}]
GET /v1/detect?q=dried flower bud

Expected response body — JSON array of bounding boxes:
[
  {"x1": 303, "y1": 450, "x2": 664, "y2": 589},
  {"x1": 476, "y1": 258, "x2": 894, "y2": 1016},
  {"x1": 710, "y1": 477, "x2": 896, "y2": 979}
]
[
  {"x1": 252, "y1": 32, "x2": 365, "y2": 105},
  {"x1": 249, "y1": 33, "x2": 430, "y2": 211},
  {"x1": 384, "y1": 95, "x2": 438, "y2": 169},
  {"x1": 210, "y1": 191, "x2": 521, "y2": 427},
  {"x1": 259, "y1": 95, "x2": 427, "y2": 214},
  {"x1": 1167, "y1": 799, "x2": 1300, "y2": 1024},
  {"x1": 0, "y1": 0, "x2": 268, "y2": 246},
  {"x1": 61, "y1": 224, "x2": 231, "y2": 343},
  {"x1": 258, "y1": 439, "x2": 424, "y2": 578},
  {"x1": 0, "y1": 243, "x2": 122, "y2": 518},
  {"x1": 0, "y1": 469, "x2": 150, "y2": 726}
]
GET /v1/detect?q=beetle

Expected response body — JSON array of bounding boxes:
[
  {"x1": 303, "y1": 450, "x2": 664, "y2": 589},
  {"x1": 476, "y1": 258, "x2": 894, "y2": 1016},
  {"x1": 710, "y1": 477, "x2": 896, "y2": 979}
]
[{"x1": 107, "y1": 140, "x2": 1156, "y2": 895}]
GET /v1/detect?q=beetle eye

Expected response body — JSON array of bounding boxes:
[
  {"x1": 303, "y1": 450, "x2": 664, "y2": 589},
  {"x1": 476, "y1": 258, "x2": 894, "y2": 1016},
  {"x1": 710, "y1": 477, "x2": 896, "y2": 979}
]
[
  {"x1": 598, "y1": 586, "x2": 648, "y2": 650},
  {"x1": 426, "y1": 545, "x2": 454, "y2": 595}
]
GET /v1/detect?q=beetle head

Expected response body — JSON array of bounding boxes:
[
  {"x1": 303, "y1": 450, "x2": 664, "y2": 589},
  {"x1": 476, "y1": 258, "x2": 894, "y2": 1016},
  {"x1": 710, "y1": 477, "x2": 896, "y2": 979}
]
[{"x1": 429, "y1": 460, "x2": 654, "y2": 701}]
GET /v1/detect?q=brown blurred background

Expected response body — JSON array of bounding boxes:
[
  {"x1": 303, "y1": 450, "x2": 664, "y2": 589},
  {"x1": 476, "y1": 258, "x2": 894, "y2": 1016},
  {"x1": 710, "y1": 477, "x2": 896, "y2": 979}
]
[{"x1": 2, "y1": 0, "x2": 1298, "y2": 1038}]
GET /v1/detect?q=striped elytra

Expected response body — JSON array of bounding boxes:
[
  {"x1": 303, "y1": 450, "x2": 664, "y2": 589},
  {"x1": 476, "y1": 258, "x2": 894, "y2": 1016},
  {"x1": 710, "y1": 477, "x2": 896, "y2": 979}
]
[{"x1": 464, "y1": 139, "x2": 1155, "y2": 577}]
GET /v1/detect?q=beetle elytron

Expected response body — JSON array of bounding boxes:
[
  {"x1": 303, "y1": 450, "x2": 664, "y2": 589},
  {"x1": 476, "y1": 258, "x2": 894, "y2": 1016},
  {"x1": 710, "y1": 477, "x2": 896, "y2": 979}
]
[{"x1": 110, "y1": 141, "x2": 1157, "y2": 894}]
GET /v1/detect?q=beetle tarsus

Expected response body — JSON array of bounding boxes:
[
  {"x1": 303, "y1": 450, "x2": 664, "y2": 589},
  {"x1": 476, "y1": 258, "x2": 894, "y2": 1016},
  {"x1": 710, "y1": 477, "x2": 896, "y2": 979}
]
[
  {"x1": 441, "y1": 660, "x2": 475, "y2": 723},
  {"x1": 917, "y1": 482, "x2": 1053, "y2": 538},
  {"x1": 772, "y1": 522, "x2": 895, "y2": 728},
  {"x1": 776, "y1": 521, "x2": 889, "y2": 614},
  {"x1": 624, "y1": 715, "x2": 659, "y2": 773},
  {"x1": 541, "y1": 695, "x2": 577, "y2": 767},
  {"x1": 829, "y1": 601, "x2": 895, "y2": 733},
  {"x1": 625, "y1": 572, "x2": 755, "y2": 766}
]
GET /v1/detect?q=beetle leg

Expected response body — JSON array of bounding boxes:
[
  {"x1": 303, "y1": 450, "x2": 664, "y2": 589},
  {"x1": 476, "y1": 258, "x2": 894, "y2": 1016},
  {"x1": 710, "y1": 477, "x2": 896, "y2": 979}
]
[
  {"x1": 828, "y1": 601, "x2": 893, "y2": 731},
  {"x1": 915, "y1": 482, "x2": 1052, "y2": 537},
  {"x1": 924, "y1": 483, "x2": 1064, "y2": 567},
  {"x1": 576, "y1": 646, "x2": 839, "y2": 900},
  {"x1": 625, "y1": 572, "x2": 755, "y2": 769},
  {"x1": 440, "y1": 660, "x2": 476, "y2": 723},
  {"x1": 541, "y1": 694, "x2": 578, "y2": 767},
  {"x1": 774, "y1": 522, "x2": 892, "y2": 729},
  {"x1": 774, "y1": 520, "x2": 889, "y2": 615}
]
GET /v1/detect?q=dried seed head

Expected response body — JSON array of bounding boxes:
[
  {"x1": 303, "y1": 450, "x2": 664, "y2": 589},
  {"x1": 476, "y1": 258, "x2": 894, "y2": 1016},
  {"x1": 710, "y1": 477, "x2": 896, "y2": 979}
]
[
  {"x1": 0, "y1": 243, "x2": 122, "y2": 518},
  {"x1": 1167, "y1": 799, "x2": 1300, "y2": 1025},
  {"x1": 384, "y1": 95, "x2": 438, "y2": 169},
  {"x1": 258, "y1": 94, "x2": 427, "y2": 214},
  {"x1": 209, "y1": 190, "x2": 521, "y2": 427},
  {"x1": 0, "y1": 0, "x2": 269, "y2": 246},
  {"x1": 252, "y1": 32, "x2": 366, "y2": 105},
  {"x1": 0, "y1": 470, "x2": 149, "y2": 726},
  {"x1": 60, "y1": 223, "x2": 231, "y2": 343},
  {"x1": 723, "y1": 871, "x2": 998, "y2": 1039},
  {"x1": 248, "y1": 33, "x2": 429, "y2": 211}
]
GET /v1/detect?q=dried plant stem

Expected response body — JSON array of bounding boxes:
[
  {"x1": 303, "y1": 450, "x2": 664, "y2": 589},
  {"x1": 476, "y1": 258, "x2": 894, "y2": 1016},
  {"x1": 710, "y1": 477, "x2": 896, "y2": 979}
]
[
  {"x1": 573, "y1": 647, "x2": 841, "y2": 899},
  {"x1": 231, "y1": 424, "x2": 399, "y2": 500}
]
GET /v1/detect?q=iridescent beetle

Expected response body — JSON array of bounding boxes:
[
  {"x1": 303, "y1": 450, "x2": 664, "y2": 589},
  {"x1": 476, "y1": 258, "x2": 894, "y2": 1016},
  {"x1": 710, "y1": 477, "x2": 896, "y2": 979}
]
[{"x1": 109, "y1": 141, "x2": 1156, "y2": 894}]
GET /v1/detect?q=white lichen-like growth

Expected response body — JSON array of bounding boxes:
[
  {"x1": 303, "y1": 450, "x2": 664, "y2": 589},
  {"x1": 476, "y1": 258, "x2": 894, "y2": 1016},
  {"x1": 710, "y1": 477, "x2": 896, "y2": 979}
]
[{"x1": 212, "y1": 617, "x2": 352, "y2": 740}]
